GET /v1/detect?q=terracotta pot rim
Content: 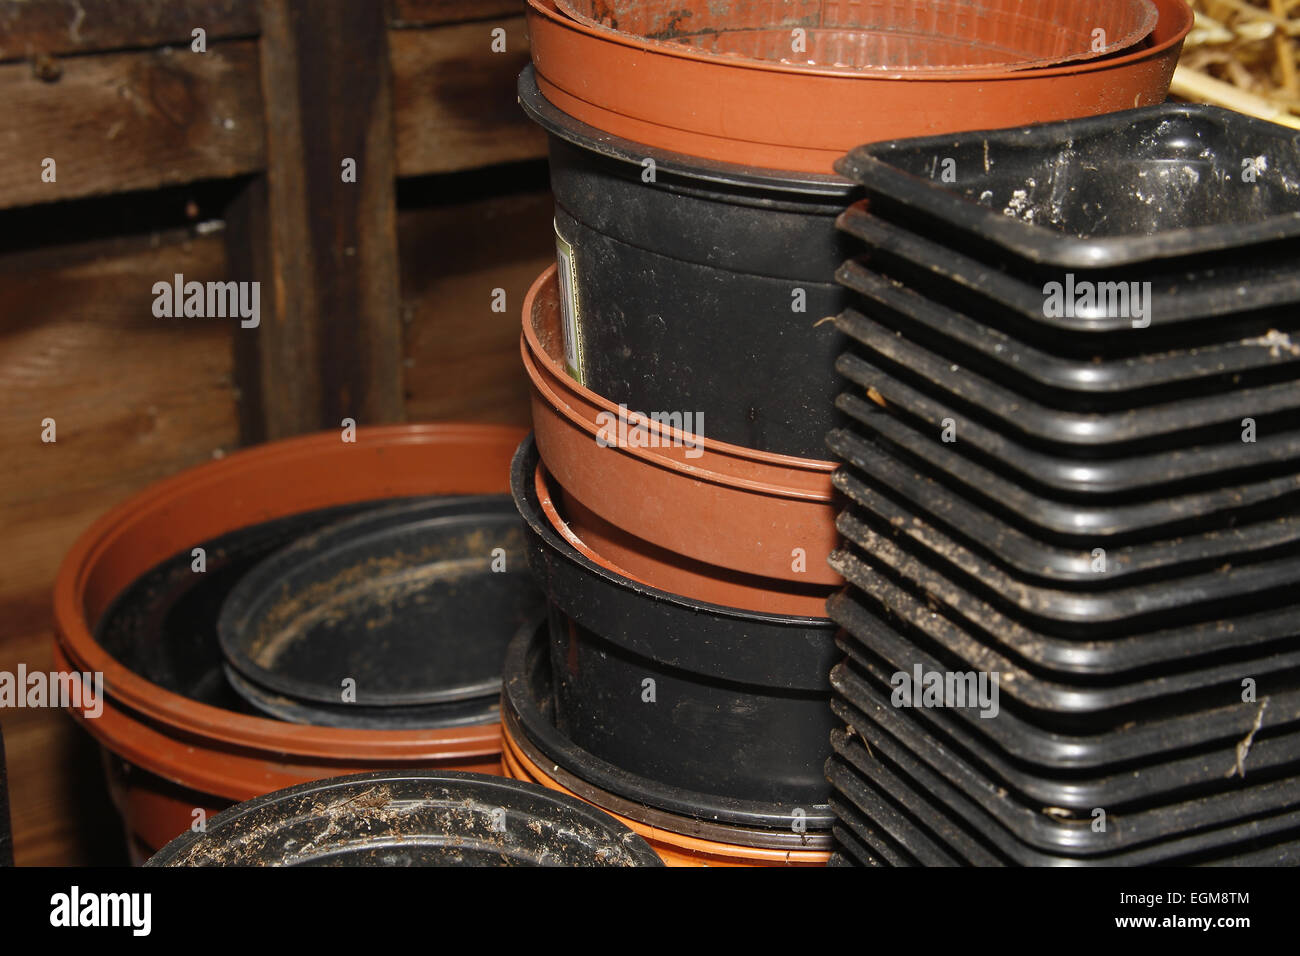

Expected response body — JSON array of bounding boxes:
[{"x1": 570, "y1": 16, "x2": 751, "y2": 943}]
[
  {"x1": 543, "y1": 468, "x2": 837, "y2": 616},
  {"x1": 530, "y1": 0, "x2": 1190, "y2": 83},
  {"x1": 522, "y1": 265, "x2": 835, "y2": 501},
  {"x1": 53, "y1": 425, "x2": 518, "y2": 761},
  {"x1": 533, "y1": 461, "x2": 651, "y2": 586},
  {"x1": 554, "y1": 0, "x2": 1160, "y2": 76},
  {"x1": 502, "y1": 718, "x2": 831, "y2": 863}
]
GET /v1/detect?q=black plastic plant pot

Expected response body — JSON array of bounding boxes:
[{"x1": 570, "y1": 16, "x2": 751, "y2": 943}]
[
  {"x1": 96, "y1": 502, "x2": 403, "y2": 714},
  {"x1": 519, "y1": 64, "x2": 854, "y2": 458},
  {"x1": 510, "y1": 435, "x2": 838, "y2": 811},
  {"x1": 145, "y1": 769, "x2": 663, "y2": 866},
  {"x1": 838, "y1": 104, "x2": 1300, "y2": 269},
  {"x1": 502, "y1": 620, "x2": 834, "y2": 840},
  {"x1": 546, "y1": 604, "x2": 836, "y2": 806},
  {"x1": 217, "y1": 496, "x2": 544, "y2": 729}
]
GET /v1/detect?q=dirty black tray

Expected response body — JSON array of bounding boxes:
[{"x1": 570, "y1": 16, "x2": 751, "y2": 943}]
[
  {"x1": 218, "y1": 496, "x2": 543, "y2": 726},
  {"x1": 830, "y1": 752, "x2": 1004, "y2": 866},
  {"x1": 834, "y1": 497, "x2": 1300, "y2": 632},
  {"x1": 828, "y1": 590, "x2": 1300, "y2": 768},
  {"x1": 837, "y1": 104, "x2": 1300, "y2": 268},
  {"x1": 826, "y1": 497, "x2": 1300, "y2": 676},
  {"x1": 838, "y1": 348, "x2": 1299, "y2": 466},
  {"x1": 832, "y1": 656, "x2": 1300, "y2": 813},
  {"x1": 828, "y1": 418, "x2": 1300, "y2": 544},
  {"x1": 836, "y1": 364, "x2": 1300, "y2": 496},
  {"x1": 837, "y1": 260, "x2": 1300, "y2": 404},
  {"x1": 838, "y1": 306, "x2": 1300, "y2": 450},
  {"x1": 830, "y1": 819, "x2": 899, "y2": 867},
  {"x1": 830, "y1": 679, "x2": 1300, "y2": 857},
  {"x1": 832, "y1": 438, "x2": 1300, "y2": 585},
  {"x1": 838, "y1": 204, "x2": 1300, "y2": 333},
  {"x1": 829, "y1": 708, "x2": 1300, "y2": 865},
  {"x1": 832, "y1": 547, "x2": 1300, "y2": 713},
  {"x1": 826, "y1": 760, "x2": 963, "y2": 866}
]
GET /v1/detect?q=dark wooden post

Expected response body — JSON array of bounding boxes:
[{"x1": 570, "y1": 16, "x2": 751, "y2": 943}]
[{"x1": 229, "y1": 0, "x2": 405, "y2": 443}]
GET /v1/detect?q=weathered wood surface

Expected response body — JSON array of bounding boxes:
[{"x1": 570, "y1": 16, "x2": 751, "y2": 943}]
[
  {"x1": 0, "y1": 228, "x2": 239, "y2": 865},
  {"x1": 392, "y1": 16, "x2": 546, "y2": 176},
  {"x1": 0, "y1": 0, "x2": 258, "y2": 62},
  {"x1": 0, "y1": 40, "x2": 264, "y2": 210}
]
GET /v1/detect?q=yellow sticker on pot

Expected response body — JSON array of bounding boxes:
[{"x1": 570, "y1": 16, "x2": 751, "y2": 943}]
[{"x1": 554, "y1": 219, "x2": 584, "y2": 384}]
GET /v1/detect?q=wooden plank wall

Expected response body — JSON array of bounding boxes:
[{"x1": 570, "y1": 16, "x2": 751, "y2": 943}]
[{"x1": 0, "y1": 0, "x2": 555, "y2": 863}]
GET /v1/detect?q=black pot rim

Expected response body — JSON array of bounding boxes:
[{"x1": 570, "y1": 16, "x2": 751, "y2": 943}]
[
  {"x1": 218, "y1": 496, "x2": 529, "y2": 707},
  {"x1": 145, "y1": 768, "x2": 664, "y2": 867},
  {"x1": 512, "y1": 436, "x2": 839, "y2": 690},
  {"x1": 221, "y1": 664, "x2": 502, "y2": 730}
]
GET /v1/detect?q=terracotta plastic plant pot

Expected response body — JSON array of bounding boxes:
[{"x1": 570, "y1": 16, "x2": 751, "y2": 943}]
[
  {"x1": 536, "y1": 460, "x2": 835, "y2": 617},
  {"x1": 52, "y1": 424, "x2": 524, "y2": 856},
  {"x1": 556, "y1": 0, "x2": 1158, "y2": 73},
  {"x1": 527, "y1": 0, "x2": 1193, "y2": 173},
  {"x1": 521, "y1": 266, "x2": 841, "y2": 586}
]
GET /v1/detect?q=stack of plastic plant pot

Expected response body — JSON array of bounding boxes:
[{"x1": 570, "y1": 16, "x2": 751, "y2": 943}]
[
  {"x1": 824, "y1": 103, "x2": 1300, "y2": 865},
  {"x1": 52, "y1": 425, "x2": 542, "y2": 862},
  {"x1": 515, "y1": 0, "x2": 1191, "y2": 866}
]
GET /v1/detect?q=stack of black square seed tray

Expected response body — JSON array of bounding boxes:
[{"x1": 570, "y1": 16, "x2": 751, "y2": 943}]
[{"x1": 825, "y1": 104, "x2": 1300, "y2": 866}]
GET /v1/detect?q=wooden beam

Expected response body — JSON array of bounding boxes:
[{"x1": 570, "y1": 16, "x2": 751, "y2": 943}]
[
  {"x1": 232, "y1": 0, "x2": 405, "y2": 442},
  {"x1": 0, "y1": 40, "x2": 264, "y2": 210},
  {"x1": 392, "y1": 16, "x2": 547, "y2": 176},
  {"x1": 0, "y1": 0, "x2": 258, "y2": 63}
]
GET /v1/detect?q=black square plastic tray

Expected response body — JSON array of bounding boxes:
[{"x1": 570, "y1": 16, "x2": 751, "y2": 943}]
[{"x1": 836, "y1": 104, "x2": 1300, "y2": 269}]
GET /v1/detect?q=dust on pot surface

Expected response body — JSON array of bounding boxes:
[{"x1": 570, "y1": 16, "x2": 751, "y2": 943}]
[
  {"x1": 218, "y1": 496, "x2": 544, "y2": 729},
  {"x1": 511, "y1": 435, "x2": 837, "y2": 810},
  {"x1": 520, "y1": 64, "x2": 853, "y2": 457},
  {"x1": 526, "y1": 0, "x2": 1192, "y2": 173},
  {"x1": 145, "y1": 770, "x2": 663, "y2": 866},
  {"x1": 53, "y1": 424, "x2": 526, "y2": 857}
]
